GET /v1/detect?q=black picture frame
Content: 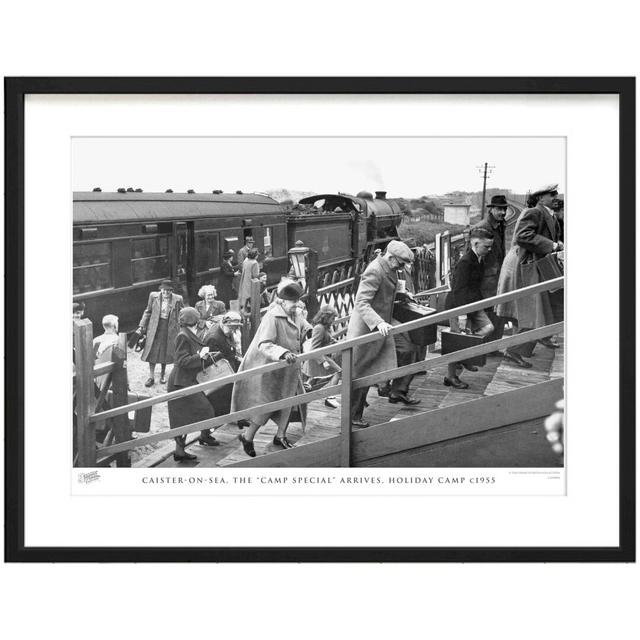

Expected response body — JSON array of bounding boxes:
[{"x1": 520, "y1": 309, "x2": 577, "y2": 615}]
[{"x1": 4, "y1": 76, "x2": 635, "y2": 563}]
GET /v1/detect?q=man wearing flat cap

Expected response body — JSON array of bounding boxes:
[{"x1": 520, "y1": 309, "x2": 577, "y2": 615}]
[
  {"x1": 496, "y1": 184, "x2": 564, "y2": 367},
  {"x1": 231, "y1": 279, "x2": 312, "y2": 456},
  {"x1": 346, "y1": 240, "x2": 414, "y2": 427}
]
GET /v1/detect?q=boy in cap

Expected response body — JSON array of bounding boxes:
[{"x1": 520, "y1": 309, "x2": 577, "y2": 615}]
[{"x1": 231, "y1": 279, "x2": 312, "y2": 456}]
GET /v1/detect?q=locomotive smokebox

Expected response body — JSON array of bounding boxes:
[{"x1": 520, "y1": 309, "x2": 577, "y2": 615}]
[{"x1": 375, "y1": 191, "x2": 387, "y2": 199}]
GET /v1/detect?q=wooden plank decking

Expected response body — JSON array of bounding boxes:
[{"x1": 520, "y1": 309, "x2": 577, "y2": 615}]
[{"x1": 154, "y1": 333, "x2": 563, "y2": 468}]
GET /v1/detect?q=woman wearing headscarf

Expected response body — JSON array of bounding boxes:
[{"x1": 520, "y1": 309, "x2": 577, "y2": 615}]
[
  {"x1": 167, "y1": 307, "x2": 224, "y2": 461},
  {"x1": 217, "y1": 250, "x2": 238, "y2": 307},
  {"x1": 238, "y1": 247, "x2": 260, "y2": 311},
  {"x1": 137, "y1": 280, "x2": 183, "y2": 386}
]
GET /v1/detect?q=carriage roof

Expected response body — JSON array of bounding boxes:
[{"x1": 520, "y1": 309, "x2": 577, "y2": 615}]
[{"x1": 73, "y1": 191, "x2": 283, "y2": 224}]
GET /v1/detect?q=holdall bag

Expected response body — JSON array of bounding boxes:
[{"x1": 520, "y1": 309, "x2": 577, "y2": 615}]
[
  {"x1": 393, "y1": 300, "x2": 438, "y2": 346},
  {"x1": 440, "y1": 329, "x2": 486, "y2": 368},
  {"x1": 535, "y1": 252, "x2": 564, "y2": 292},
  {"x1": 196, "y1": 358, "x2": 234, "y2": 394}
]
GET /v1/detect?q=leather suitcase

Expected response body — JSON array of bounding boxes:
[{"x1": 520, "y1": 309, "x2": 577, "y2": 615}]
[
  {"x1": 393, "y1": 301, "x2": 438, "y2": 346},
  {"x1": 440, "y1": 329, "x2": 486, "y2": 367}
]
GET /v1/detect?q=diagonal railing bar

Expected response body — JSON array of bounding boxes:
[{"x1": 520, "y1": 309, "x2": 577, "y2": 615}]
[{"x1": 88, "y1": 276, "x2": 563, "y2": 422}]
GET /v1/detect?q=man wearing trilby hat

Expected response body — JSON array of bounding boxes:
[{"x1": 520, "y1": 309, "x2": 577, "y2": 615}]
[
  {"x1": 231, "y1": 279, "x2": 312, "y2": 457},
  {"x1": 495, "y1": 183, "x2": 564, "y2": 367},
  {"x1": 346, "y1": 239, "x2": 415, "y2": 428}
]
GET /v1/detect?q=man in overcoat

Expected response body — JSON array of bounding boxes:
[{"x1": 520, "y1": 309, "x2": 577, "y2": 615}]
[
  {"x1": 473, "y1": 194, "x2": 508, "y2": 347},
  {"x1": 346, "y1": 240, "x2": 415, "y2": 428},
  {"x1": 496, "y1": 184, "x2": 564, "y2": 367},
  {"x1": 231, "y1": 280, "x2": 312, "y2": 456},
  {"x1": 137, "y1": 280, "x2": 184, "y2": 386}
]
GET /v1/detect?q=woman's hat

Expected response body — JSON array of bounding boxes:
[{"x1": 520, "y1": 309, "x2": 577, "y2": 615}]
[
  {"x1": 160, "y1": 279, "x2": 175, "y2": 290},
  {"x1": 487, "y1": 194, "x2": 508, "y2": 208},
  {"x1": 277, "y1": 280, "x2": 304, "y2": 301},
  {"x1": 178, "y1": 307, "x2": 200, "y2": 327},
  {"x1": 221, "y1": 311, "x2": 243, "y2": 326},
  {"x1": 223, "y1": 250, "x2": 235, "y2": 259}
]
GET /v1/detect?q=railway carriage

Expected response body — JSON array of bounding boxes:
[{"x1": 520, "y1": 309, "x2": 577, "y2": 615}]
[{"x1": 73, "y1": 189, "x2": 403, "y2": 330}]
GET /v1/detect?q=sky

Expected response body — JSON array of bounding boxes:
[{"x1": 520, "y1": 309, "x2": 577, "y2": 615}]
[{"x1": 72, "y1": 137, "x2": 565, "y2": 198}]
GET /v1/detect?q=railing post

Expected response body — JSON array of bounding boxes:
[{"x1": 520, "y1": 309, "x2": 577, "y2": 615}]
[
  {"x1": 340, "y1": 347, "x2": 353, "y2": 467},
  {"x1": 111, "y1": 333, "x2": 131, "y2": 467},
  {"x1": 306, "y1": 249, "x2": 319, "y2": 319},
  {"x1": 73, "y1": 318, "x2": 96, "y2": 468}
]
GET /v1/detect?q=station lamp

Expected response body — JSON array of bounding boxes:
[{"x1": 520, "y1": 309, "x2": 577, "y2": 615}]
[{"x1": 288, "y1": 240, "x2": 309, "y2": 281}]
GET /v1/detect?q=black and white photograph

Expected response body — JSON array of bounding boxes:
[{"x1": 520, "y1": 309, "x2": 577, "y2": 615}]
[{"x1": 72, "y1": 136, "x2": 566, "y2": 476}]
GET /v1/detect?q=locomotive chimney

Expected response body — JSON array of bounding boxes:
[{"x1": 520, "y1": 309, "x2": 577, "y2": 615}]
[{"x1": 375, "y1": 191, "x2": 387, "y2": 200}]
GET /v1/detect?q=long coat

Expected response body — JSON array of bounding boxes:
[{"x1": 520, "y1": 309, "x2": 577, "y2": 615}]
[
  {"x1": 238, "y1": 258, "x2": 259, "y2": 310},
  {"x1": 138, "y1": 291, "x2": 183, "y2": 363},
  {"x1": 473, "y1": 215, "x2": 506, "y2": 298},
  {"x1": 231, "y1": 304, "x2": 312, "y2": 428},
  {"x1": 346, "y1": 256, "x2": 398, "y2": 380},
  {"x1": 166, "y1": 329, "x2": 216, "y2": 429},
  {"x1": 302, "y1": 323, "x2": 337, "y2": 378},
  {"x1": 495, "y1": 203, "x2": 562, "y2": 328}
]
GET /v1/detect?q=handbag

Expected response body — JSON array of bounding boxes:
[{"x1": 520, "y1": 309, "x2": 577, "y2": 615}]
[
  {"x1": 196, "y1": 358, "x2": 234, "y2": 395},
  {"x1": 440, "y1": 329, "x2": 486, "y2": 368}
]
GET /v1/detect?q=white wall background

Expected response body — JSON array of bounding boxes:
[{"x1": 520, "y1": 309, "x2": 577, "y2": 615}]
[{"x1": 1, "y1": 2, "x2": 638, "y2": 640}]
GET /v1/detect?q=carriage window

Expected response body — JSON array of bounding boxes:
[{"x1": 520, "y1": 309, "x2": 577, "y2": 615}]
[
  {"x1": 73, "y1": 242, "x2": 112, "y2": 293},
  {"x1": 132, "y1": 236, "x2": 170, "y2": 283},
  {"x1": 263, "y1": 226, "x2": 273, "y2": 258},
  {"x1": 195, "y1": 232, "x2": 220, "y2": 273}
]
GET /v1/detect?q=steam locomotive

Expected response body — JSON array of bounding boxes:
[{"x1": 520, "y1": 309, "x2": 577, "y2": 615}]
[{"x1": 73, "y1": 189, "x2": 403, "y2": 330}]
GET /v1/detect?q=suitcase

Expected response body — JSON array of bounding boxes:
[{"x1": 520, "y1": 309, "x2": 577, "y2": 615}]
[
  {"x1": 440, "y1": 329, "x2": 486, "y2": 367},
  {"x1": 393, "y1": 301, "x2": 438, "y2": 346}
]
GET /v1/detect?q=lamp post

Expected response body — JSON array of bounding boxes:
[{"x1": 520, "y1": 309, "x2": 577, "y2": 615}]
[{"x1": 288, "y1": 240, "x2": 309, "y2": 285}]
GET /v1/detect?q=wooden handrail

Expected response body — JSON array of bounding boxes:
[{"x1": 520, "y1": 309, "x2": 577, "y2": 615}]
[
  {"x1": 95, "y1": 319, "x2": 564, "y2": 457},
  {"x1": 88, "y1": 276, "x2": 563, "y2": 422},
  {"x1": 317, "y1": 277, "x2": 356, "y2": 295}
]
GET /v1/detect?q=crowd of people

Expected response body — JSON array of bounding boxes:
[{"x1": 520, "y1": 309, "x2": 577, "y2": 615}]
[{"x1": 74, "y1": 183, "x2": 564, "y2": 460}]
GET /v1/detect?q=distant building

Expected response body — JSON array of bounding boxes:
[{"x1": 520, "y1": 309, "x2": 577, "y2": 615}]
[{"x1": 444, "y1": 202, "x2": 472, "y2": 225}]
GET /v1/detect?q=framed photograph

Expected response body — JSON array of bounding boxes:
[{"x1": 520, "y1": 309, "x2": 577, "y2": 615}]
[{"x1": 5, "y1": 77, "x2": 635, "y2": 562}]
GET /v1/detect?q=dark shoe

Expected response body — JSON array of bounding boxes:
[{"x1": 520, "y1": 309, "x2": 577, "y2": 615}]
[
  {"x1": 324, "y1": 397, "x2": 339, "y2": 409},
  {"x1": 414, "y1": 370, "x2": 427, "y2": 376},
  {"x1": 239, "y1": 434, "x2": 256, "y2": 457},
  {"x1": 389, "y1": 392, "x2": 421, "y2": 405},
  {"x1": 377, "y1": 385, "x2": 390, "y2": 398},
  {"x1": 488, "y1": 351, "x2": 503, "y2": 357},
  {"x1": 144, "y1": 377, "x2": 154, "y2": 387},
  {"x1": 273, "y1": 435, "x2": 294, "y2": 449},
  {"x1": 538, "y1": 337, "x2": 559, "y2": 349},
  {"x1": 173, "y1": 452, "x2": 197, "y2": 462},
  {"x1": 198, "y1": 434, "x2": 220, "y2": 447},
  {"x1": 160, "y1": 376, "x2": 167, "y2": 384},
  {"x1": 443, "y1": 376, "x2": 469, "y2": 389},
  {"x1": 503, "y1": 352, "x2": 533, "y2": 368},
  {"x1": 461, "y1": 363, "x2": 478, "y2": 372},
  {"x1": 237, "y1": 419, "x2": 250, "y2": 429},
  {"x1": 352, "y1": 419, "x2": 370, "y2": 428}
]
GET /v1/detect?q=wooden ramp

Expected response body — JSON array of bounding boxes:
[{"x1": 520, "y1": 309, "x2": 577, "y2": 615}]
[{"x1": 156, "y1": 335, "x2": 563, "y2": 469}]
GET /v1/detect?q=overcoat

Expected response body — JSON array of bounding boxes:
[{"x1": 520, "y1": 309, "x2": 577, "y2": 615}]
[
  {"x1": 238, "y1": 258, "x2": 259, "y2": 310},
  {"x1": 346, "y1": 257, "x2": 398, "y2": 379},
  {"x1": 231, "y1": 304, "x2": 312, "y2": 428},
  {"x1": 195, "y1": 299, "x2": 226, "y2": 324},
  {"x1": 473, "y1": 215, "x2": 506, "y2": 299},
  {"x1": 138, "y1": 291, "x2": 183, "y2": 363},
  {"x1": 166, "y1": 329, "x2": 216, "y2": 429},
  {"x1": 302, "y1": 323, "x2": 337, "y2": 378},
  {"x1": 495, "y1": 203, "x2": 562, "y2": 328},
  {"x1": 216, "y1": 260, "x2": 237, "y2": 306}
]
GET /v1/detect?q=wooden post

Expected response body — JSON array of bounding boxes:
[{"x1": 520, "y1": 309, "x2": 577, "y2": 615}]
[
  {"x1": 110, "y1": 333, "x2": 131, "y2": 467},
  {"x1": 306, "y1": 249, "x2": 319, "y2": 319},
  {"x1": 249, "y1": 278, "x2": 262, "y2": 342},
  {"x1": 73, "y1": 318, "x2": 96, "y2": 468},
  {"x1": 340, "y1": 347, "x2": 353, "y2": 467}
]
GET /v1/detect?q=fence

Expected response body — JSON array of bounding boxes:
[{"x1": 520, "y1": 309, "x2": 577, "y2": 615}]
[{"x1": 73, "y1": 276, "x2": 564, "y2": 468}]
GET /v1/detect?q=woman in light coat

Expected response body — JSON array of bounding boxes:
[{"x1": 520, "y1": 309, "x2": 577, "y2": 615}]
[
  {"x1": 137, "y1": 280, "x2": 183, "y2": 386},
  {"x1": 231, "y1": 280, "x2": 311, "y2": 456},
  {"x1": 238, "y1": 248, "x2": 260, "y2": 311}
]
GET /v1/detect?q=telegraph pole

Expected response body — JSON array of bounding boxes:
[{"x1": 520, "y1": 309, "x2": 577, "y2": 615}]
[{"x1": 477, "y1": 162, "x2": 495, "y2": 213}]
